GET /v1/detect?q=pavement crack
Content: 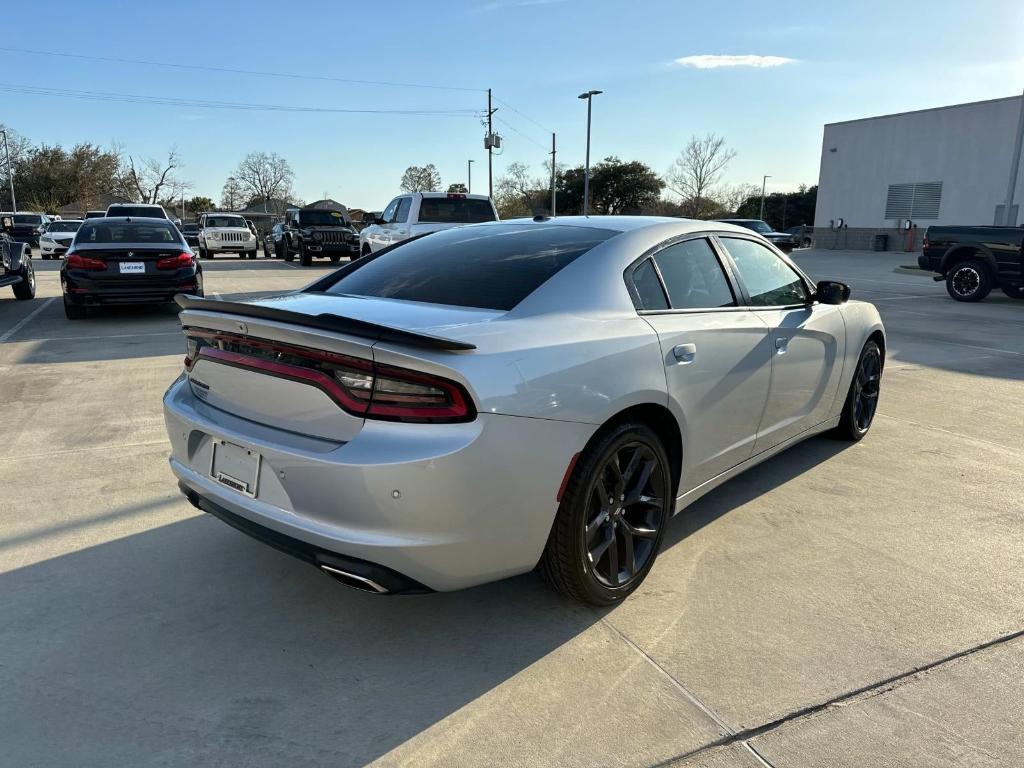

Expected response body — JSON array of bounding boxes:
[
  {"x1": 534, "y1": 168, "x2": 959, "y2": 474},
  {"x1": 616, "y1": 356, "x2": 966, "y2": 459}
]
[{"x1": 650, "y1": 627, "x2": 1024, "y2": 767}]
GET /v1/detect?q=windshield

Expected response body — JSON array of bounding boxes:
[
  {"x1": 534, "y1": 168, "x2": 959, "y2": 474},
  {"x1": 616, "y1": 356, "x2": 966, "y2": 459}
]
[
  {"x1": 13, "y1": 214, "x2": 42, "y2": 225},
  {"x1": 298, "y1": 210, "x2": 349, "y2": 227},
  {"x1": 204, "y1": 216, "x2": 247, "y2": 228},
  {"x1": 77, "y1": 221, "x2": 181, "y2": 244},
  {"x1": 418, "y1": 197, "x2": 496, "y2": 224},
  {"x1": 320, "y1": 223, "x2": 615, "y2": 311},
  {"x1": 48, "y1": 221, "x2": 82, "y2": 233},
  {"x1": 738, "y1": 220, "x2": 773, "y2": 234}
]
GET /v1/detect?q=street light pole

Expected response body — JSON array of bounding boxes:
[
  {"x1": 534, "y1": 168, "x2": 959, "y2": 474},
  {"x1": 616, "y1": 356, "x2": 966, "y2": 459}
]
[
  {"x1": 467, "y1": 159, "x2": 474, "y2": 194},
  {"x1": 550, "y1": 132, "x2": 557, "y2": 217},
  {"x1": 1, "y1": 130, "x2": 16, "y2": 212},
  {"x1": 578, "y1": 90, "x2": 602, "y2": 216},
  {"x1": 759, "y1": 174, "x2": 772, "y2": 221}
]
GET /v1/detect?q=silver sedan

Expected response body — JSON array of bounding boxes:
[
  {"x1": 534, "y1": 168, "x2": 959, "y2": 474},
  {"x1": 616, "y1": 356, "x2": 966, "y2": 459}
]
[{"x1": 163, "y1": 217, "x2": 884, "y2": 604}]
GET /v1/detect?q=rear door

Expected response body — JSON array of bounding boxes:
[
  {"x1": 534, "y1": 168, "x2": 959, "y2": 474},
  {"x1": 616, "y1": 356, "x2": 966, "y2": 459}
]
[
  {"x1": 631, "y1": 235, "x2": 773, "y2": 492},
  {"x1": 716, "y1": 235, "x2": 846, "y2": 452}
]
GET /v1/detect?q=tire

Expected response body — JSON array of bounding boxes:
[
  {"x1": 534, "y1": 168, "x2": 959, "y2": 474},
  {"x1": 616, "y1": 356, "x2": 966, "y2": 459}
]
[
  {"x1": 283, "y1": 239, "x2": 294, "y2": 262},
  {"x1": 299, "y1": 241, "x2": 312, "y2": 267},
  {"x1": 198, "y1": 245, "x2": 209, "y2": 259},
  {"x1": 539, "y1": 420, "x2": 672, "y2": 605},
  {"x1": 246, "y1": 250, "x2": 257, "y2": 260},
  {"x1": 63, "y1": 296, "x2": 87, "y2": 319},
  {"x1": 329, "y1": 253, "x2": 341, "y2": 264},
  {"x1": 945, "y1": 261, "x2": 992, "y2": 302},
  {"x1": 12, "y1": 261, "x2": 35, "y2": 300},
  {"x1": 835, "y1": 340, "x2": 882, "y2": 441},
  {"x1": 360, "y1": 244, "x2": 372, "y2": 259},
  {"x1": 263, "y1": 241, "x2": 272, "y2": 258},
  {"x1": 1001, "y1": 284, "x2": 1024, "y2": 299}
]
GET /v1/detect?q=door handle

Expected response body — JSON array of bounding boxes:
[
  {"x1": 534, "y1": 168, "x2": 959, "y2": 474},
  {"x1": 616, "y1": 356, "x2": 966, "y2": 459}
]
[
  {"x1": 673, "y1": 343, "x2": 697, "y2": 364},
  {"x1": 775, "y1": 337, "x2": 789, "y2": 354}
]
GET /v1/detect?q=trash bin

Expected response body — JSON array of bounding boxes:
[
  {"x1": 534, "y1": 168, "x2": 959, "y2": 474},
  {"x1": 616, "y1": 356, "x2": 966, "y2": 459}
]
[{"x1": 872, "y1": 234, "x2": 888, "y2": 251}]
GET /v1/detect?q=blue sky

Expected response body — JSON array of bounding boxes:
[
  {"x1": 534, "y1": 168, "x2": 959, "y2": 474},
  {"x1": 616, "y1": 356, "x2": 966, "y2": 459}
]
[{"x1": 3, "y1": 0, "x2": 1022, "y2": 210}]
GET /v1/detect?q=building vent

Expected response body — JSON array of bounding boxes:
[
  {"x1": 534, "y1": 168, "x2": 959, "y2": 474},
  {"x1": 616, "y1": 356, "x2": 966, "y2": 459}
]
[{"x1": 885, "y1": 182, "x2": 942, "y2": 220}]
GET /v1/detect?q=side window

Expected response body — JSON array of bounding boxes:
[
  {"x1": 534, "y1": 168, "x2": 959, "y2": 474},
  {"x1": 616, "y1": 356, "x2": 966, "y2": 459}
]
[
  {"x1": 395, "y1": 197, "x2": 412, "y2": 223},
  {"x1": 381, "y1": 198, "x2": 400, "y2": 224},
  {"x1": 653, "y1": 238, "x2": 736, "y2": 309},
  {"x1": 631, "y1": 258, "x2": 669, "y2": 310},
  {"x1": 719, "y1": 238, "x2": 809, "y2": 306}
]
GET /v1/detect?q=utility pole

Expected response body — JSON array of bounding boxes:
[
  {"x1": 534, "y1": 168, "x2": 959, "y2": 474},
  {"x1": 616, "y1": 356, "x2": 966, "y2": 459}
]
[
  {"x1": 1002, "y1": 88, "x2": 1024, "y2": 225},
  {"x1": 1, "y1": 129, "x2": 16, "y2": 212},
  {"x1": 759, "y1": 174, "x2": 772, "y2": 221},
  {"x1": 550, "y1": 132, "x2": 557, "y2": 216},
  {"x1": 467, "y1": 159, "x2": 474, "y2": 194},
  {"x1": 487, "y1": 88, "x2": 494, "y2": 199},
  {"x1": 578, "y1": 90, "x2": 602, "y2": 216}
]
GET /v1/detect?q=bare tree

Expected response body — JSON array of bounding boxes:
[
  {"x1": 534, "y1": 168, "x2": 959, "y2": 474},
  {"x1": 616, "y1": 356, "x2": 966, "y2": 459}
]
[
  {"x1": 117, "y1": 147, "x2": 183, "y2": 204},
  {"x1": 220, "y1": 176, "x2": 244, "y2": 210},
  {"x1": 718, "y1": 182, "x2": 761, "y2": 215},
  {"x1": 494, "y1": 162, "x2": 549, "y2": 217},
  {"x1": 665, "y1": 134, "x2": 737, "y2": 218},
  {"x1": 234, "y1": 152, "x2": 295, "y2": 211},
  {"x1": 399, "y1": 164, "x2": 441, "y2": 193}
]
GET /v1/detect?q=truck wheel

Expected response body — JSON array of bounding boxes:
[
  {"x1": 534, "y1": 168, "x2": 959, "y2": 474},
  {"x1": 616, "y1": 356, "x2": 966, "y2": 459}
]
[
  {"x1": 299, "y1": 242, "x2": 312, "y2": 267},
  {"x1": 263, "y1": 241, "x2": 272, "y2": 258},
  {"x1": 945, "y1": 261, "x2": 992, "y2": 302},
  {"x1": 1001, "y1": 285, "x2": 1024, "y2": 299},
  {"x1": 12, "y1": 260, "x2": 36, "y2": 300},
  {"x1": 329, "y1": 254, "x2": 341, "y2": 264},
  {"x1": 360, "y1": 244, "x2": 372, "y2": 259},
  {"x1": 283, "y1": 239, "x2": 294, "y2": 262}
]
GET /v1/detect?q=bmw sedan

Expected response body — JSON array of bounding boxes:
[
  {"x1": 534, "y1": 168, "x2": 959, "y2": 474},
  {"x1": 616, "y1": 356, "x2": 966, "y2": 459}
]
[
  {"x1": 62, "y1": 217, "x2": 203, "y2": 319},
  {"x1": 164, "y1": 217, "x2": 884, "y2": 604}
]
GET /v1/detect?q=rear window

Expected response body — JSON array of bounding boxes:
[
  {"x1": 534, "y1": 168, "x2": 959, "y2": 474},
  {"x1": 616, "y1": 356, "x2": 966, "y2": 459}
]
[
  {"x1": 107, "y1": 206, "x2": 167, "y2": 219},
  {"x1": 14, "y1": 214, "x2": 42, "y2": 224},
  {"x1": 48, "y1": 221, "x2": 82, "y2": 233},
  {"x1": 77, "y1": 221, "x2": 181, "y2": 244},
  {"x1": 417, "y1": 197, "x2": 496, "y2": 224},
  {"x1": 320, "y1": 224, "x2": 615, "y2": 311}
]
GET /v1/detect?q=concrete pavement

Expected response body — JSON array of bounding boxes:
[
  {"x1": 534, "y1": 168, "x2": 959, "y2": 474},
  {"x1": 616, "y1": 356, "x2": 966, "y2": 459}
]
[{"x1": 0, "y1": 249, "x2": 1021, "y2": 766}]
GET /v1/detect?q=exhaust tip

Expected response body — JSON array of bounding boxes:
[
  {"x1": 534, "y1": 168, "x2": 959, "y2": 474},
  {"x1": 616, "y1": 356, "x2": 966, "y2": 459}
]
[{"x1": 319, "y1": 564, "x2": 390, "y2": 594}]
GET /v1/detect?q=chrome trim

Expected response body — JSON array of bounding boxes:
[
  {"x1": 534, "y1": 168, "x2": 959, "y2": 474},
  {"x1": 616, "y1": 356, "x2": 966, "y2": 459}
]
[{"x1": 319, "y1": 564, "x2": 389, "y2": 594}]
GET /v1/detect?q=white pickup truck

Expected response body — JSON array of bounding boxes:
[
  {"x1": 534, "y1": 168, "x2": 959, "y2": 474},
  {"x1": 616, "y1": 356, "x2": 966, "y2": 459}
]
[{"x1": 358, "y1": 192, "x2": 498, "y2": 256}]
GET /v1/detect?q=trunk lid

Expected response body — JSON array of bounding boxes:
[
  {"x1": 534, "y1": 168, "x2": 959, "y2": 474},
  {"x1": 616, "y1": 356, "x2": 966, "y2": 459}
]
[{"x1": 71, "y1": 244, "x2": 187, "y2": 279}]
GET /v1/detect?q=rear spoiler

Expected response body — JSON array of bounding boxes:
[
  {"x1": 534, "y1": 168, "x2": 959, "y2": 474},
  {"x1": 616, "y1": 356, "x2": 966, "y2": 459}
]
[{"x1": 174, "y1": 294, "x2": 476, "y2": 351}]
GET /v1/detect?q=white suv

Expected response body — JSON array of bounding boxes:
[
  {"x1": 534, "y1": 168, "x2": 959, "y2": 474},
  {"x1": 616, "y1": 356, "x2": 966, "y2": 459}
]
[
  {"x1": 359, "y1": 192, "x2": 498, "y2": 256},
  {"x1": 196, "y1": 213, "x2": 258, "y2": 259}
]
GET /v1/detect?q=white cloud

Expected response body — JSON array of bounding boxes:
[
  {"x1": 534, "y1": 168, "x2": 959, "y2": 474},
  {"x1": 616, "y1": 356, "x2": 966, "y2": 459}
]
[{"x1": 672, "y1": 54, "x2": 797, "y2": 69}]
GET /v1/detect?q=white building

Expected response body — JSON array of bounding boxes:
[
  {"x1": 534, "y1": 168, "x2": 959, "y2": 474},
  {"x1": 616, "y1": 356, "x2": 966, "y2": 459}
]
[{"x1": 814, "y1": 95, "x2": 1024, "y2": 250}]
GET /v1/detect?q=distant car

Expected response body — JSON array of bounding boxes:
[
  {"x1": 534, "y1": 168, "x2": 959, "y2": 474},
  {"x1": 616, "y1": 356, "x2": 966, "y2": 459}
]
[
  {"x1": 281, "y1": 207, "x2": 360, "y2": 266},
  {"x1": 263, "y1": 222, "x2": 286, "y2": 258},
  {"x1": 8, "y1": 212, "x2": 51, "y2": 252},
  {"x1": 715, "y1": 219, "x2": 797, "y2": 252},
  {"x1": 105, "y1": 203, "x2": 169, "y2": 219},
  {"x1": 919, "y1": 225, "x2": 1024, "y2": 301},
  {"x1": 0, "y1": 216, "x2": 35, "y2": 301},
  {"x1": 359, "y1": 192, "x2": 498, "y2": 257},
  {"x1": 39, "y1": 219, "x2": 83, "y2": 259},
  {"x1": 61, "y1": 217, "x2": 203, "y2": 319},
  {"x1": 84, "y1": 210, "x2": 107, "y2": 220},
  {"x1": 179, "y1": 222, "x2": 201, "y2": 249},
  {"x1": 784, "y1": 225, "x2": 813, "y2": 248},
  {"x1": 196, "y1": 213, "x2": 258, "y2": 259}
]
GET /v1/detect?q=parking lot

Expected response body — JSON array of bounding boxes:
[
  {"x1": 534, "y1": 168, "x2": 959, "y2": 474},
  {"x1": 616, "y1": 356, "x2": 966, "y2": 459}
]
[{"x1": 1, "y1": 249, "x2": 1022, "y2": 767}]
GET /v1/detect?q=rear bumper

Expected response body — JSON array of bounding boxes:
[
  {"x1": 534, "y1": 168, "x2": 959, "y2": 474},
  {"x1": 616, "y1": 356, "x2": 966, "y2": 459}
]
[
  {"x1": 163, "y1": 375, "x2": 592, "y2": 592},
  {"x1": 63, "y1": 270, "x2": 201, "y2": 305},
  {"x1": 40, "y1": 240, "x2": 71, "y2": 255},
  {"x1": 205, "y1": 242, "x2": 256, "y2": 254}
]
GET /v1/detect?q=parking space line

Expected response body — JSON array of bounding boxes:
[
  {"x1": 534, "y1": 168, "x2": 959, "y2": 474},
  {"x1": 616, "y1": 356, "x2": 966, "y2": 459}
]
[
  {"x1": 14, "y1": 331, "x2": 181, "y2": 343},
  {"x1": 0, "y1": 438, "x2": 170, "y2": 462},
  {"x1": 0, "y1": 297, "x2": 56, "y2": 343}
]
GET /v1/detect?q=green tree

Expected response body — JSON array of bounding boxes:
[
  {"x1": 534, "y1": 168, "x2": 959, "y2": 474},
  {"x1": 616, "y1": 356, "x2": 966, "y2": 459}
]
[
  {"x1": 556, "y1": 157, "x2": 664, "y2": 215},
  {"x1": 188, "y1": 196, "x2": 214, "y2": 216},
  {"x1": 737, "y1": 184, "x2": 817, "y2": 229},
  {"x1": 13, "y1": 142, "x2": 121, "y2": 211},
  {"x1": 447, "y1": 183, "x2": 468, "y2": 194}
]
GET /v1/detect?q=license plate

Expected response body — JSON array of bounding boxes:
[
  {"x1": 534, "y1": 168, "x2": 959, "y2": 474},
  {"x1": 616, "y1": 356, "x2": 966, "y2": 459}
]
[
  {"x1": 210, "y1": 440, "x2": 261, "y2": 497},
  {"x1": 119, "y1": 262, "x2": 145, "y2": 274}
]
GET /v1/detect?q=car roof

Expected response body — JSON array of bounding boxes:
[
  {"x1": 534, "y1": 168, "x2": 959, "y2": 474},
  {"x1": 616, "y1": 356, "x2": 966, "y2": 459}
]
[
  {"x1": 471, "y1": 215, "x2": 756, "y2": 236},
  {"x1": 87, "y1": 216, "x2": 175, "y2": 224},
  {"x1": 52, "y1": 219, "x2": 84, "y2": 223},
  {"x1": 417, "y1": 192, "x2": 491, "y2": 200}
]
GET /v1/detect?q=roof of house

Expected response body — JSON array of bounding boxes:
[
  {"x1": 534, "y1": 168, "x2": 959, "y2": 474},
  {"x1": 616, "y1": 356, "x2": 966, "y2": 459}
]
[{"x1": 57, "y1": 193, "x2": 133, "y2": 215}]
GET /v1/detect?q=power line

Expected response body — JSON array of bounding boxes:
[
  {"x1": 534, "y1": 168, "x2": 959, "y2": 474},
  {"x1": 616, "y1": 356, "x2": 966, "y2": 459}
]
[
  {"x1": 494, "y1": 115, "x2": 549, "y2": 152},
  {"x1": 0, "y1": 83, "x2": 482, "y2": 116},
  {"x1": 492, "y1": 95, "x2": 552, "y2": 135},
  {"x1": 0, "y1": 46, "x2": 486, "y2": 93}
]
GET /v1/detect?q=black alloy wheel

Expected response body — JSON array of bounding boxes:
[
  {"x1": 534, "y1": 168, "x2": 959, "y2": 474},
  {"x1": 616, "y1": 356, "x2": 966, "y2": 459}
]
[
  {"x1": 836, "y1": 340, "x2": 882, "y2": 441},
  {"x1": 13, "y1": 259, "x2": 35, "y2": 300},
  {"x1": 946, "y1": 261, "x2": 992, "y2": 302},
  {"x1": 299, "y1": 240, "x2": 312, "y2": 266},
  {"x1": 540, "y1": 421, "x2": 671, "y2": 605}
]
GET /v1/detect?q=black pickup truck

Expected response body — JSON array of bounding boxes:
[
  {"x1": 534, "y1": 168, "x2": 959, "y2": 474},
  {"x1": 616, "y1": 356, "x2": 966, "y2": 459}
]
[
  {"x1": 0, "y1": 216, "x2": 36, "y2": 301},
  {"x1": 919, "y1": 225, "x2": 1024, "y2": 301}
]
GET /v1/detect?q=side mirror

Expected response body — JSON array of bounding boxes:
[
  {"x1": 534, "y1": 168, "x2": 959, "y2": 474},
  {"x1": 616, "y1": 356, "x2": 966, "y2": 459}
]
[{"x1": 816, "y1": 280, "x2": 851, "y2": 305}]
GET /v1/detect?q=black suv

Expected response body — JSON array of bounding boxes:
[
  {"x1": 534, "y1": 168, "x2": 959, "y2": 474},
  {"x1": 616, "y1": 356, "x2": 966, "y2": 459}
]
[
  {"x1": 0, "y1": 216, "x2": 36, "y2": 301},
  {"x1": 281, "y1": 208, "x2": 360, "y2": 266},
  {"x1": 8, "y1": 212, "x2": 51, "y2": 252}
]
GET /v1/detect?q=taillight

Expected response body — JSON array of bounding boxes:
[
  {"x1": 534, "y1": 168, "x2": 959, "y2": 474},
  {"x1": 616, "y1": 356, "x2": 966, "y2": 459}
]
[
  {"x1": 922, "y1": 233, "x2": 929, "y2": 250},
  {"x1": 182, "y1": 329, "x2": 474, "y2": 423},
  {"x1": 157, "y1": 251, "x2": 195, "y2": 270},
  {"x1": 66, "y1": 252, "x2": 106, "y2": 271}
]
